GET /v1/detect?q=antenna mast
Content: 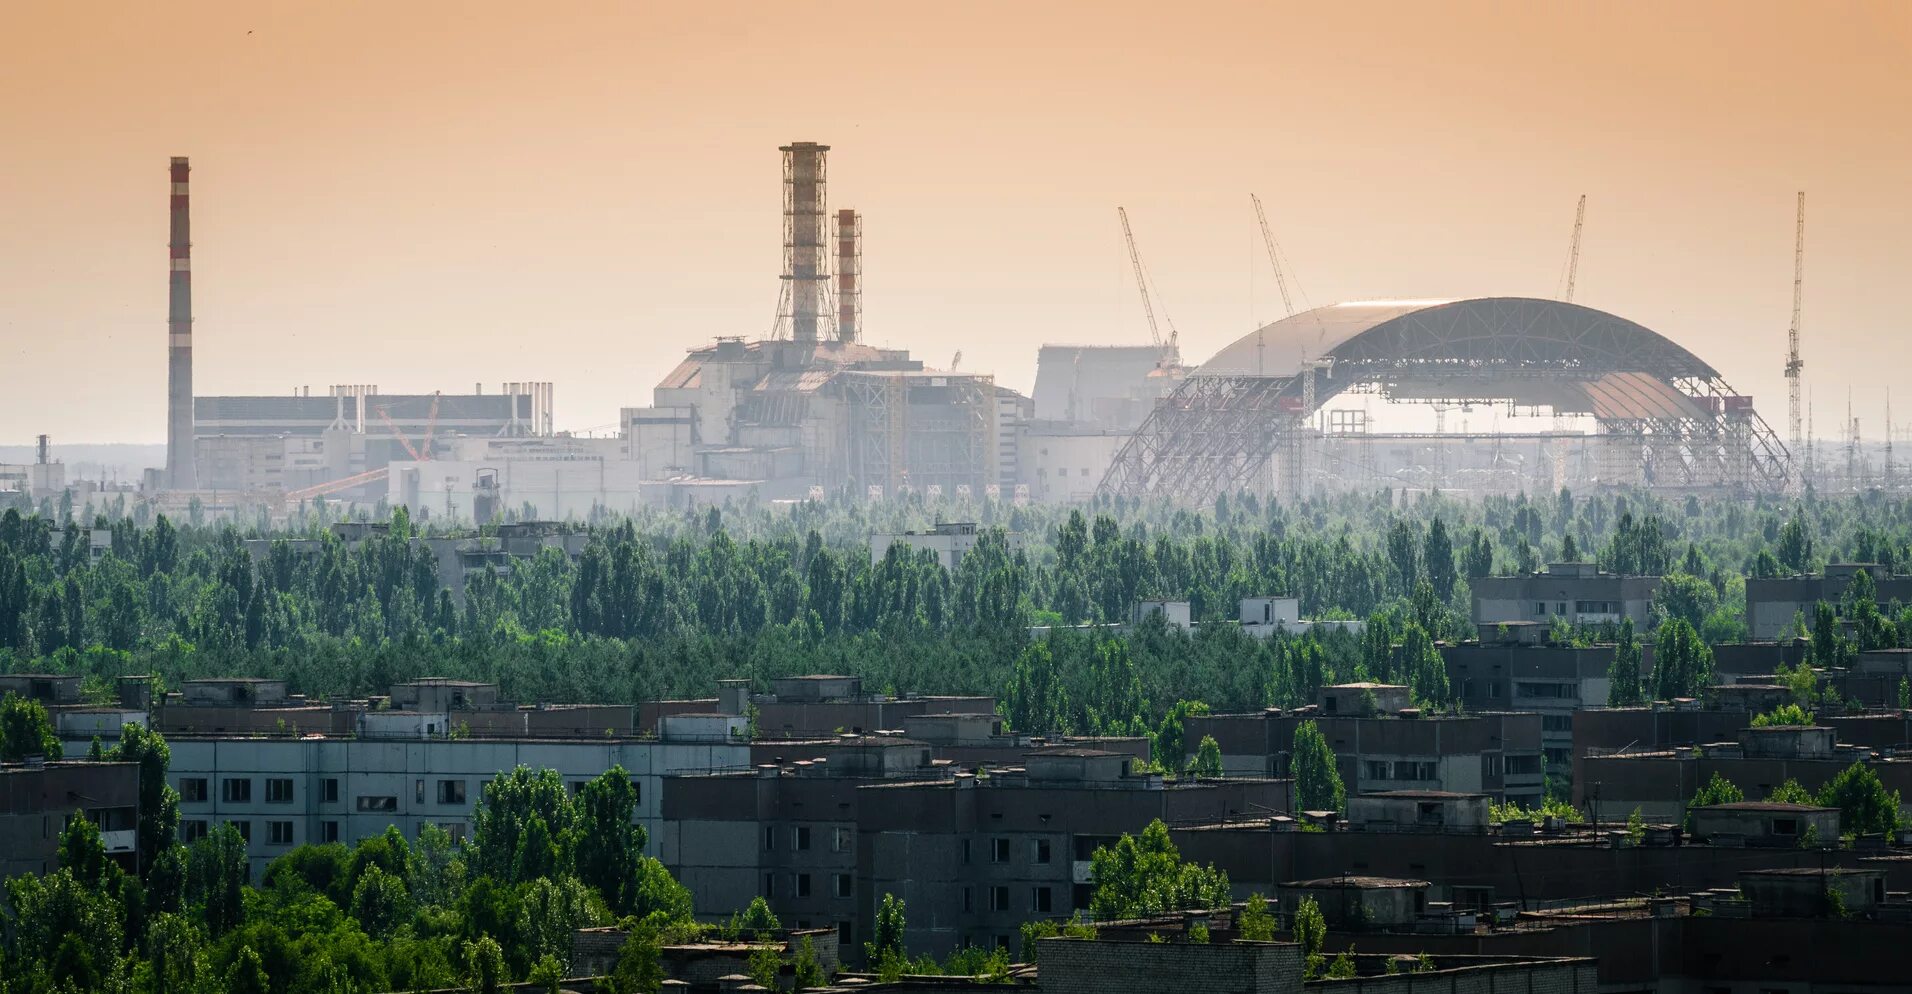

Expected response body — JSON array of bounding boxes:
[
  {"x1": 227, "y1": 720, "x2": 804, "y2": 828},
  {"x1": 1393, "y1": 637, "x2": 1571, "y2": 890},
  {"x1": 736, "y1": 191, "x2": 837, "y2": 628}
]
[
  {"x1": 1786, "y1": 191, "x2": 1806, "y2": 467},
  {"x1": 1563, "y1": 194, "x2": 1587, "y2": 302}
]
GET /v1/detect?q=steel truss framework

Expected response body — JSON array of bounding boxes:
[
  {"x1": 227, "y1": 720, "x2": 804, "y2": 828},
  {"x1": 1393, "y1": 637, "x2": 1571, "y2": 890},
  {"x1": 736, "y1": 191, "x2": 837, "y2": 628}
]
[{"x1": 1100, "y1": 298, "x2": 1793, "y2": 504}]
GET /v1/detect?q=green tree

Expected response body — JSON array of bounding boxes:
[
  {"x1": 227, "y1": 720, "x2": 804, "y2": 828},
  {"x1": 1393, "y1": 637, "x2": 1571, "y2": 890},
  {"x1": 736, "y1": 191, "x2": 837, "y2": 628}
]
[
  {"x1": 1606, "y1": 618, "x2": 1644, "y2": 706},
  {"x1": 1751, "y1": 703, "x2": 1815, "y2": 727},
  {"x1": 1686, "y1": 772, "x2": 1744, "y2": 830},
  {"x1": 866, "y1": 893, "x2": 907, "y2": 964},
  {"x1": 186, "y1": 823, "x2": 250, "y2": 937},
  {"x1": 1817, "y1": 762, "x2": 1902, "y2": 837},
  {"x1": 1292, "y1": 720, "x2": 1346, "y2": 813},
  {"x1": 471, "y1": 766, "x2": 577, "y2": 885},
  {"x1": 463, "y1": 936, "x2": 507, "y2": 994},
  {"x1": 736, "y1": 895, "x2": 782, "y2": 936},
  {"x1": 224, "y1": 944, "x2": 272, "y2": 994},
  {"x1": 575, "y1": 766, "x2": 646, "y2": 914},
  {"x1": 607, "y1": 924, "x2": 666, "y2": 994},
  {"x1": 1088, "y1": 820, "x2": 1230, "y2": 920},
  {"x1": 1653, "y1": 617, "x2": 1714, "y2": 701},
  {"x1": 0, "y1": 691, "x2": 63, "y2": 761},
  {"x1": 1237, "y1": 893, "x2": 1276, "y2": 941},
  {"x1": 1294, "y1": 895, "x2": 1327, "y2": 979},
  {"x1": 529, "y1": 953, "x2": 565, "y2": 994},
  {"x1": 1188, "y1": 735, "x2": 1224, "y2": 779},
  {"x1": 110, "y1": 722, "x2": 181, "y2": 876},
  {"x1": 792, "y1": 935, "x2": 828, "y2": 990}
]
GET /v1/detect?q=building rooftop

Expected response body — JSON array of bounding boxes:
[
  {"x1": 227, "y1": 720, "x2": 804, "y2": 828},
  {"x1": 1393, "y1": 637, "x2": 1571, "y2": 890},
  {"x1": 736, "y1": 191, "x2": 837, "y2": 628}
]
[
  {"x1": 1284, "y1": 876, "x2": 1430, "y2": 889},
  {"x1": 1360, "y1": 790, "x2": 1485, "y2": 800},
  {"x1": 1695, "y1": 801, "x2": 1838, "y2": 813}
]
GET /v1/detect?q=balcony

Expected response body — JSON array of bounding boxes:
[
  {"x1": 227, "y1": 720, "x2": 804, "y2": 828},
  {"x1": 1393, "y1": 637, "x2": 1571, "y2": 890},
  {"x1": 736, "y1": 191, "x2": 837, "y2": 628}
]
[
  {"x1": 101, "y1": 829, "x2": 136, "y2": 853},
  {"x1": 1072, "y1": 860, "x2": 1095, "y2": 885}
]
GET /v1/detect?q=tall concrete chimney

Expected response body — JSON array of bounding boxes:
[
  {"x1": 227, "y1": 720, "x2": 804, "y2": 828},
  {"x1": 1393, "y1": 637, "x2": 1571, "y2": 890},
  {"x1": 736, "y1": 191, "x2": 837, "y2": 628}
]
[
  {"x1": 779, "y1": 142, "x2": 830, "y2": 343},
  {"x1": 166, "y1": 156, "x2": 196, "y2": 489}
]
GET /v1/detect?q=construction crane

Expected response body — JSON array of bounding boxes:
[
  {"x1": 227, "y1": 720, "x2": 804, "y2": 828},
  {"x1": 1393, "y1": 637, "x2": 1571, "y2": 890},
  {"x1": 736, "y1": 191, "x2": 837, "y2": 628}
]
[
  {"x1": 1117, "y1": 207, "x2": 1179, "y2": 354},
  {"x1": 1786, "y1": 191, "x2": 1806, "y2": 463},
  {"x1": 287, "y1": 392, "x2": 443, "y2": 507},
  {"x1": 1563, "y1": 194, "x2": 1587, "y2": 303},
  {"x1": 949, "y1": 350, "x2": 962, "y2": 371},
  {"x1": 374, "y1": 392, "x2": 443, "y2": 463},
  {"x1": 1250, "y1": 193, "x2": 1296, "y2": 317}
]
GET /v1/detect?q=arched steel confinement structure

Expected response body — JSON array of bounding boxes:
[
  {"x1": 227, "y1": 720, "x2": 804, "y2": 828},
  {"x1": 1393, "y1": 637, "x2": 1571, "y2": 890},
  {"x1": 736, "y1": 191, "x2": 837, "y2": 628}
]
[{"x1": 1099, "y1": 297, "x2": 1792, "y2": 503}]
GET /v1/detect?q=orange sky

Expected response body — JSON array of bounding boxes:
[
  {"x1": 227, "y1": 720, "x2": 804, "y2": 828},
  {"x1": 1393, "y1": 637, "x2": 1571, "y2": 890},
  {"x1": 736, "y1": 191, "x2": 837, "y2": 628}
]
[{"x1": 2, "y1": 1, "x2": 1908, "y2": 444}]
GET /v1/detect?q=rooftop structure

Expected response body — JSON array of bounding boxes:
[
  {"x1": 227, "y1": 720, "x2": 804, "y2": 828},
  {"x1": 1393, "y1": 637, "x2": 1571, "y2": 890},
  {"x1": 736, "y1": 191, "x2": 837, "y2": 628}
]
[
  {"x1": 1471, "y1": 562, "x2": 1660, "y2": 629},
  {"x1": 1102, "y1": 297, "x2": 1792, "y2": 504}
]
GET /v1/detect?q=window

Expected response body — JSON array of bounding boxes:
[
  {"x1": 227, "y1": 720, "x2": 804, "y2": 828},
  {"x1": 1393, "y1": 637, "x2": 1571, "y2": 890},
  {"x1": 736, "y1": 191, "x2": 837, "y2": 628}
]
[
  {"x1": 763, "y1": 826, "x2": 777, "y2": 852},
  {"x1": 988, "y1": 886, "x2": 1010, "y2": 912},
  {"x1": 180, "y1": 778, "x2": 208, "y2": 803},
  {"x1": 1365, "y1": 760, "x2": 1390, "y2": 781},
  {"x1": 268, "y1": 821, "x2": 293, "y2": 846},
  {"x1": 231, "y1": 820, "x2": 252, "y2": 843},
  {"x1": 181, "y1": 820, "x2": 208, "y2": 843},
  {"x1": 631, "y1": 778, "x2": 642, "y2": 805},
  {"x1": 437, "y1": 779, "x2": 467, "y2": 804},
  {"x1": 1541, "y1": 715, "x2": 1573, "y2": 732},
  {"x1": 793, "y1": 826, "x2": 812, "y2": 851},
  {"x1": 322, "y1": 778, "x2": 339, "y2": 803},
  {"x1": 416, "y1": 779, "x2": 426, "y2": 804},
  {"x1": 963, "y1": 887, "x2": 973, "y2": 912},
  {"x1": 1033, "y1": 887, "x2": 1053, "y2": 913},
  {"x1": 222, "y1": 778, "x2": 252, "y2": 803},
  {"x1": 962, "y1": 840, "x2": 971, "y2": 864},
  {"x1": 833, "y1": 826, "x2": 852, "y2": 852},
  {"x1": 443, "y1": 823, "x2": 468, "y2": 843},
  {"x1": 1771, "y1": 817, "x2": 1799, "y2": 836},
  {"x1": 796, "y1": 874, "x2": 812, "y2": 898},
  {"x1": 266, "y1": 778, "x2": 294, "y2": 803},
  {"x1": 570, "y1": 780, "x2": 588, "y2": 795},
  {"x1": 1032, "y1": 839, "x2": 1051, "y2": 864},
  {"x1": 834, "y1": 874, "x2": 853, "y2": 898},
  {"x1": 991, "y1": 838, "x2": 1011, "y2": 863},
  {"x1": 320, "y1": 821, "x2": 340, "y2": 843},
  {"x1": 356, "y1": 795, "x2": 398, "y2": 813},
  {"x1": 763, "y1": 873, "x2": 777, "y2": 898}
]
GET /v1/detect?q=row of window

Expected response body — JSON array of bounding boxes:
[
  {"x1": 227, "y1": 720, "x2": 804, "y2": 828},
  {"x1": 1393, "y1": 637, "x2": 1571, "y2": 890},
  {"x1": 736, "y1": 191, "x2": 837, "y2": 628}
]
[
  {"x1": 761, "y1": 825, "x2": 852, "y2": 853},
  {"x1": 762, "y1": 826, "x2": 1055, "y2": 863},
  {"x1": 1363, "y1": 760, "x2": 1438, "y2": 782},
  {"x1": 762, "y1": 872, "x2": 857, "y2": 900},
  {"x1": 181, "y1": 818, "x2": 471, "y2": 847},
  {"x1": 180, "y1": 776, "x2": 638, "y2": 807}
]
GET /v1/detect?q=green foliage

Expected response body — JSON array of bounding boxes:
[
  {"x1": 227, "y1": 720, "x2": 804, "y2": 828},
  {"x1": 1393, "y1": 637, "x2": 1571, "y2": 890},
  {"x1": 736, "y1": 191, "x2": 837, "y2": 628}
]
[
  {"x1": 736, "y1": 895, "x2": 783, "y2": 936},
  {"x1": 1088, "y1": 820, "x2": 1231, "y2": 920},
  {"x1": 1017, "y1": 920, "x2": 1097, "y2": 963},
  {"x1": 867, "y1": 893, "x2": 907, "y2": 964},
  {"x1": 1238, "y1": 894, "x2": 1276, "y2": 941},
  {"x1": 1291, "y1": 720, "x2": 1346, "y2": 813},
  {"x1": 1188, "y1": 735, "x2": 1224, "y2": 779},
  {"x1": 1294, "y1": 895, "x2": 1327, "y2": 979},
  {"x1": 1751, "y1": 703, "x2": 1815, "y2": 727},
  {"x1": 1489, "y1": 797, "x2": 1583, "y2": 823},
  {"x1": 1686, "y1": 771, "x2": 1745, "y2": 830},
  {"x1": 1653, "y1": 617, "x2": 1714, "y2": 701},
  {"x1": 792, "y1": 935, "x2": 829, "y2": 990},
  {"x1": 1817, "y1": 762, "x2": 1903, "y2": 837},
  {"x1": 1768, "y1": 778, "x2": 1814, "y2": 805},
  {"x1": 0, "y1": 692, "x2": 62, "y2": 761},
  {"x1": 746, "y1": 941, "x2": 783, "y2": 990},
  {"x1": 1625, "y1": 807, "x2": 1646, "y2": 846},
  {"x1": 528, "y1": 953, "x2": 565, "y2": 994},
  {"x1": 1325, "y1": 947, "x2": 1357, "y2": 979},
  {"x1": 463, "y1": 936, "x2": 507, "y2": 994},
  {"x1": 471, "y1": 767, "x2": 577, "y2": 886},
  {"x1": 1606, "y1": 618, "x2": 1644, "y2": 707}
]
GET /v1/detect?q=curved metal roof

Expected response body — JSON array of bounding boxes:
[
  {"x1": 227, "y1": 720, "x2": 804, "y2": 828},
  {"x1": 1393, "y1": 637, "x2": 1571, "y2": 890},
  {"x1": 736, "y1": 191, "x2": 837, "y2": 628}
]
[{"x1": 1196, "y1": 296, "x2": 1718, "y2": 381}]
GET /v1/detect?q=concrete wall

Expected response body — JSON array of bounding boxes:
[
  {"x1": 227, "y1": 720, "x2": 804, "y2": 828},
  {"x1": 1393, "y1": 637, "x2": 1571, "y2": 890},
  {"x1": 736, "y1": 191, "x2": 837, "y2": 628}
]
[{"x1": 1037, "y1": 938, "x2": 1303, "y2": 994}]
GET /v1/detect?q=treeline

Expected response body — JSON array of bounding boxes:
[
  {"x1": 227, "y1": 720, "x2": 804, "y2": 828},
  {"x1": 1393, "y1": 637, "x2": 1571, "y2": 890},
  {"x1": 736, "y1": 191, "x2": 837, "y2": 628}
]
[{"x1": 8, "y1": 491, "x2": 1912, "y2": 740}]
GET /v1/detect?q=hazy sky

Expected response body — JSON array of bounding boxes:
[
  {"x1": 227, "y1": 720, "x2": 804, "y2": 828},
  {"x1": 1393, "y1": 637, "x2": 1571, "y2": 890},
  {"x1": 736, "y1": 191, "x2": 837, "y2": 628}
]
[{"x1": 3, "y1": 2, "x2": 1907, "y2": 445}]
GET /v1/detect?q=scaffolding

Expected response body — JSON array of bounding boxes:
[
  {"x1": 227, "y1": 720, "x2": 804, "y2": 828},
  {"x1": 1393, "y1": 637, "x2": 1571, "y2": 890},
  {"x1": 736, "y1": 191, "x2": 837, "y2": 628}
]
[{"x1": 839, "y1": 372, "x2": 994, "y2": 495}]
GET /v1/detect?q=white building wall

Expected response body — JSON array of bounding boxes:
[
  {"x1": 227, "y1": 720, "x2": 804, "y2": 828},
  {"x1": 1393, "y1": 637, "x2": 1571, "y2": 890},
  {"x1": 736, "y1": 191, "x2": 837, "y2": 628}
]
[{"x1": 168, "y1": 737, "x2": 749, "y2": 877}]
